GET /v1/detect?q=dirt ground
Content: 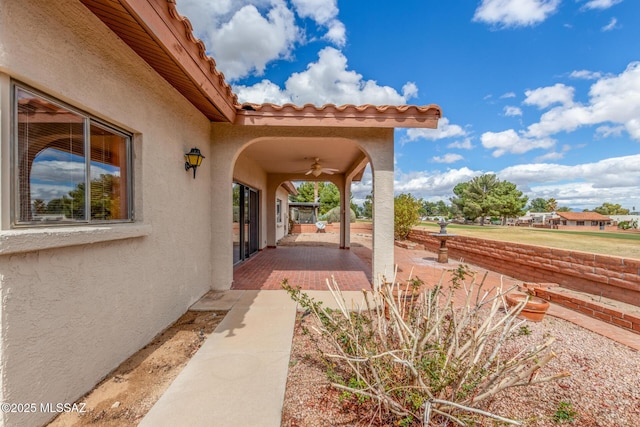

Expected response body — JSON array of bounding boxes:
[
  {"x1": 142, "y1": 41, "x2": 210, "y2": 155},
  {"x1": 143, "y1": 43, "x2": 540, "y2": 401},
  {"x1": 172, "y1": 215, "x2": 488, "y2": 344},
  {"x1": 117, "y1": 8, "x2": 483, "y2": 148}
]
[{"x1": 47, "y1": 310, "x2": 227, "y2": 427}]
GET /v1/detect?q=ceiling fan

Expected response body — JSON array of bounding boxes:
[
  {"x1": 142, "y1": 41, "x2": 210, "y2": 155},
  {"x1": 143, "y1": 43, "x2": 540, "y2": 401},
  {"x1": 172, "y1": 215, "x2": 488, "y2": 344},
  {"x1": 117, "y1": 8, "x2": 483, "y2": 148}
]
[{"x1": 305, "y1": 157, "x2": 339, "y2": 177}]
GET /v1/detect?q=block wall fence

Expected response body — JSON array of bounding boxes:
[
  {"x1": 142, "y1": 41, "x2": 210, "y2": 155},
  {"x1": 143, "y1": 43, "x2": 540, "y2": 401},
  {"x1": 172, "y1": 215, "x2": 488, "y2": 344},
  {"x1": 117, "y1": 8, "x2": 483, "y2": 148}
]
[{"x1": 407, "y1": 228, "x2": 640, "y2": 307}]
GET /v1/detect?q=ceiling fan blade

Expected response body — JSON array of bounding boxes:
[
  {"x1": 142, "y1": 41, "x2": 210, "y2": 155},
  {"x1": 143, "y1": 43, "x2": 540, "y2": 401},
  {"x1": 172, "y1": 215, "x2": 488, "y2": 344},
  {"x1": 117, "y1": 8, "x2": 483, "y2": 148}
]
[
  {"x1": 324, "y1": 170, "x2": 335, "y2": 175},
  {"x1": 305, "y1": 169, "x2": 313, "y2": 175}
]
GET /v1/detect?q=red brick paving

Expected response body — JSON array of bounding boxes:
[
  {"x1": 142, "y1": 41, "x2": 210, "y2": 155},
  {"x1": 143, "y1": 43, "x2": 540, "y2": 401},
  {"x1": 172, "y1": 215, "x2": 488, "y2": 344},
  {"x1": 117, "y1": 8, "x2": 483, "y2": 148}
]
[{"x1": 232, "y1": 246, "x2": 372, "y2": 291}]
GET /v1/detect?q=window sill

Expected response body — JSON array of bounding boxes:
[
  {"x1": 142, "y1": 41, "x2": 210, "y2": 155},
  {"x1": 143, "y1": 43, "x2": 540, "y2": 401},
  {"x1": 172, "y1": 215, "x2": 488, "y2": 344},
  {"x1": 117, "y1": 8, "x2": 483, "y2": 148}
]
[{"x1": 0, "y1": 223, "x2": 152, "y2": 256}]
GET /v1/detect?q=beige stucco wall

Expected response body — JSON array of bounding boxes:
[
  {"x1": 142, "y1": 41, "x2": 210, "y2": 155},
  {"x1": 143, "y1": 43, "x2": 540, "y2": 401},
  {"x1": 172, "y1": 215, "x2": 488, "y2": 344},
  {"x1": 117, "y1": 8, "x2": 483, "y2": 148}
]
[
  {"x1": 0, "y1": 2, "x2": 214, "y2": 425},
  {"x1": 275, "y1": 186, "x2": 290, "y2": 242}
]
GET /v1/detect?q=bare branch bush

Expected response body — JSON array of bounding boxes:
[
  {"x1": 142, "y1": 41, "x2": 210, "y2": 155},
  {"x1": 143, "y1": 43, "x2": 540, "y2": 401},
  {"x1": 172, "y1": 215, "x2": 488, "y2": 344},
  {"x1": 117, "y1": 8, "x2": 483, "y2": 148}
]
[{"x1": 282, "y1": 265, "x2": 570, "y2": 426}]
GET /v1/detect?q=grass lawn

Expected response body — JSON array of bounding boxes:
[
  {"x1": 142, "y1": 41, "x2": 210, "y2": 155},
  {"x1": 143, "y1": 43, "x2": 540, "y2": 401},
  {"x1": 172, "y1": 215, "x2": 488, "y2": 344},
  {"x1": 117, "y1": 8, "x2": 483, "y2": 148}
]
[{"x1": 416, "y1": 222, "x2": 640, "y2": 259}]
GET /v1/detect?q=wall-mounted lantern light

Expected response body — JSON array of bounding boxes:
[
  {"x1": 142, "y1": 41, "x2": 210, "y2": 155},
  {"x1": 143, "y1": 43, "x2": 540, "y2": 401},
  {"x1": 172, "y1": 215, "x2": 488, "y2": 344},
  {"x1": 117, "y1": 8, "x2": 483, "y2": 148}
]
[{"x1": 184, "y1": 147, "x2": 205, "y2": 179}]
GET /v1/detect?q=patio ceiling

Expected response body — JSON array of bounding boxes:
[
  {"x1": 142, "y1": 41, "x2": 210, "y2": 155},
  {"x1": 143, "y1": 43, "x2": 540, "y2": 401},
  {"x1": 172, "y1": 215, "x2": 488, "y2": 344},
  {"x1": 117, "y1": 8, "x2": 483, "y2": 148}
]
[{"x1": 239, "y1": 137, "x2": 366, "y2": 180}]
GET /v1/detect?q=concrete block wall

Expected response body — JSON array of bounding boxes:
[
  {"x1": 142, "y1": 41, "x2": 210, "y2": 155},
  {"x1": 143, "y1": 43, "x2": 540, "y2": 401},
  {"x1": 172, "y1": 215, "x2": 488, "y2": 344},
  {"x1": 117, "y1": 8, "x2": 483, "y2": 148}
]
[{"x1": 408, "y1": 228, "x2": 640, "y2": 307}]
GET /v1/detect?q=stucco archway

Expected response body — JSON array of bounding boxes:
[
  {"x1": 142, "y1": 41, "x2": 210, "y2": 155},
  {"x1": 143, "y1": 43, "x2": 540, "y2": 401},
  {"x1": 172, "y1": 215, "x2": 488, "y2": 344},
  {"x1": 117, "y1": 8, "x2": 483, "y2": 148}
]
[{"x1": 209, "y1": 123, "x2": 395, "y2": 290}]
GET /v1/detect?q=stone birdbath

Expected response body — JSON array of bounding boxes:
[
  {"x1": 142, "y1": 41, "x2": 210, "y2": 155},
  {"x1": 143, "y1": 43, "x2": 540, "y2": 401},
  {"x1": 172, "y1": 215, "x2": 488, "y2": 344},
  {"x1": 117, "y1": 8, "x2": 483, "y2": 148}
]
[{"x1": 430, "y1": 219, "x2": 455, "y2": 263}]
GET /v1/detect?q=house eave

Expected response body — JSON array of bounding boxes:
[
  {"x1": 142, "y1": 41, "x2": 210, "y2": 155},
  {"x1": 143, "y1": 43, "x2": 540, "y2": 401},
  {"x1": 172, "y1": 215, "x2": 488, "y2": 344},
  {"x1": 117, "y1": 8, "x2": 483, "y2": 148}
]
[
  {"x1": 80, "y1": 0, "x2": 237, "y2": 122},
  {"x1": 234, "y1": 103, "x2": 442, "y2": 128}
]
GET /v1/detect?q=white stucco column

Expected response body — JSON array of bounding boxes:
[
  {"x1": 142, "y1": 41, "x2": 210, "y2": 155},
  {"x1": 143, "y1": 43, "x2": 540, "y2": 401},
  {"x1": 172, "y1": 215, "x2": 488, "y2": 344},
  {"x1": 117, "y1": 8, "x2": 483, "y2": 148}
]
[
  {"x1": 362, "y1": 129, "x2": 395, "y2": 288},
  {"x1": 209, "y1": 125, "x2": 237, "y2": 290},
  {"x1": 265, "y1": 175, "x2": 279, "y2": 247},
  {"x1": 372, "y1": 168, "x2": 394, "y2": 286}
]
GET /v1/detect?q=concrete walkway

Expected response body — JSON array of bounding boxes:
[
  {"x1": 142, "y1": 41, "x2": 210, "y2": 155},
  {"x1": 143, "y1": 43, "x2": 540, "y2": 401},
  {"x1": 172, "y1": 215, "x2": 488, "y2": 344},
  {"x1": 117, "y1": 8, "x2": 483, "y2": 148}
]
[
  {"x1": 139, "y1": 289, "x2": 366, "y2": 427},
  {"x1": 140, "y1": 238, "x2": 640, "y2": 426}
]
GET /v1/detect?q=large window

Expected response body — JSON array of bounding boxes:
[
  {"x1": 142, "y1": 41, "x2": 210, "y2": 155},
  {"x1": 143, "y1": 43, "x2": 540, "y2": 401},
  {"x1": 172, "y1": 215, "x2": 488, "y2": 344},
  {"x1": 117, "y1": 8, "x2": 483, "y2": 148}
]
[{"x1": 13, "y1": 83, "x2": 132, "y2": 226}]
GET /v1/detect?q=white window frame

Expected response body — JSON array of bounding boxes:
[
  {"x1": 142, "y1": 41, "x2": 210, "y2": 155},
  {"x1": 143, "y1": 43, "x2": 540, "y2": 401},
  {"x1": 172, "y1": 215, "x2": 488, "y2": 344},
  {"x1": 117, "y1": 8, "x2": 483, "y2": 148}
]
[
  {"x1": 276, "y1": 198, "x2": 282, "y2": 224},
  {"x1": 11, "y1": 82, "x2": 134, "y2": 227}
]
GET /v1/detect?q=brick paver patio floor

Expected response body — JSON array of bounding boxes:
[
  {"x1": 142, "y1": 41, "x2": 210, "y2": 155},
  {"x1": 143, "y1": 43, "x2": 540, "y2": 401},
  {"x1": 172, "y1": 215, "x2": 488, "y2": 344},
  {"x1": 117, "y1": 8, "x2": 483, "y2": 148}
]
[{"x1": 232, "y1": 246, "x2": 372, "y2": 290}]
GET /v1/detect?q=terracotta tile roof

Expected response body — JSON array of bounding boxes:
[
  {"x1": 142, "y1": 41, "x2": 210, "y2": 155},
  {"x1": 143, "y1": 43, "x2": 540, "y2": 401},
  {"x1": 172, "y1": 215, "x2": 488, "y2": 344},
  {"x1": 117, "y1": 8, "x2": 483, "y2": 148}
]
[
  {"x1": 555, "y1": 212, "x2": 610, "y2": 221},
  {"x1": 83, "y1": 0, "x2": 442, "y2": 128},
  {"x1": 236, "y1": 103, "x2": 442, "y2": 128},
  {"x1": 166, "y1": 1, "x2": 238, "y2": 104}
]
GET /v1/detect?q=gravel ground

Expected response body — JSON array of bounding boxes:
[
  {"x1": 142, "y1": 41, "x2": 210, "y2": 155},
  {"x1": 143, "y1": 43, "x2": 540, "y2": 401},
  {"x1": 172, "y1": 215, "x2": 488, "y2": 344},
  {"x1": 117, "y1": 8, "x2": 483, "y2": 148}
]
[
  {"x1": 280, "y1": 233, "x2": 639, "y2": 426},
  {"x1": 281, "y1": 312, "x2": 640, "y2": 426}
]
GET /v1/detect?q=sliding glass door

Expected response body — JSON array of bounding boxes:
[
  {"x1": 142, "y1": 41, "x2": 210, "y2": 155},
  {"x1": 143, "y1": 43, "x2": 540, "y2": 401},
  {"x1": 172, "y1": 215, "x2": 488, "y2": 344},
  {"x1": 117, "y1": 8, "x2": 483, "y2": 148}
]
[{"x1": 233, "y1": 183, "x2": 259, "y2": 264}]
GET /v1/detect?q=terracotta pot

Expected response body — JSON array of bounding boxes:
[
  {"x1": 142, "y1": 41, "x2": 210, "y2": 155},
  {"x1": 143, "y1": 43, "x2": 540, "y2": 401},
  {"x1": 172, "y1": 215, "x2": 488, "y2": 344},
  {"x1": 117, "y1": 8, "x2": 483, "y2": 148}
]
[{"x1": 505, "y1": 292, "x2": 550, "y2": 322}]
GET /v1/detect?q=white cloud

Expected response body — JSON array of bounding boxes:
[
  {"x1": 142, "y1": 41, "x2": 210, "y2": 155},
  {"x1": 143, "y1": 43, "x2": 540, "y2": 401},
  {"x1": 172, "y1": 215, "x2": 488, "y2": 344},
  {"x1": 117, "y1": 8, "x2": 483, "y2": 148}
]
[
  {"x1": 30, "y1": 183, "x2": 77, "y2": 203},
  {"x1": 290, "y1": 0, "x2": 346, "y2": 46},
  {"x1": 602, "y1": 17, "x2": 618, "y2": 31},
  {"x1": 394, "y1": 167, "x2": 480, "y2": 198},
  {"x1": 473, "y1": 0, "x2": 560, "y2": 28},
  {"x1": 581, "y1": 0, "x2": 623, "y2": 11},
  {"x1": 405, "y1": 117, "x2": 467, "y2": 141},
  {"x1": 524, "y1": 83, "x2": 575, "y2": 109},
  {"x1": 324, "y1": 20, "x2": 346, "y2": 46},
  {"x1": 362, "y1": 154, "x2": 640, "y2": 210},
  {"x1": 233, "y1": 79, "x2": 293, "y2": 104},
  {"x1": 31, "y1": 160, "x2": 85, "y2": 183},
  {"x1": 570, "y1": 69, "x2": 604, "y2": 80},
  {"x1": 447, "y1": 138, "x2": 474, "y2": 150},
  {"x1": 525, "y1": 62, "x2": 640, "y2": 140},
  {"x1": 176, "y1": 1, "x2": 301, "y2": 81},
  {"x1": 480, "y1": 129, "x2": 556, "y2": 157},
  {"x1": 432, "y1": 154, "x2": 464, "y2": 164},
  {"x1": 501, "y1": 154, "x2": 640, "y2": 187},
  {"x1": 236, "y1": 47, "x2": 418, "y2": 105},
  {"x1": 533, "y1": 151, "x2": 564, "y2": 162},
  {"x1": 290, "y1": 0, "x2": 338, "y2": 24},
  {"x1": 596, "y1": 124, "x2": 625, "y2": 138},
  {"x1": 500, "y1": 92, "x2": 517, "y2": 99},
  {"x1": 504, "y1": 106, "x2": 523, "y2": 116}
]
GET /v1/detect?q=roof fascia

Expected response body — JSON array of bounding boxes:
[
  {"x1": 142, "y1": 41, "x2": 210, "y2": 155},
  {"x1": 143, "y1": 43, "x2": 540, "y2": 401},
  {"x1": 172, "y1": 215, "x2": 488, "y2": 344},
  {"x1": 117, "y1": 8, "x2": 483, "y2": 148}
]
[
  {"x1": 235, "y1": 104, "x2": 442, "y2": 128},
  {"x1": 119, "y1": 0, "x2": 237, "y2": 122}
]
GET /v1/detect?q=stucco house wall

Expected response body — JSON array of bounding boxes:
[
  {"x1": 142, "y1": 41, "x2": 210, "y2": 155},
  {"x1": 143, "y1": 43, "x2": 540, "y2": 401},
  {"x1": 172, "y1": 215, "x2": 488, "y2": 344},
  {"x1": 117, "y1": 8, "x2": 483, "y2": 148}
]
[
  {"x1": 276, "y1": 186, "x2": 291, "y2": 242},
  {"x1": 0, "y1": 2, "x2": 214, "y2": 425}
]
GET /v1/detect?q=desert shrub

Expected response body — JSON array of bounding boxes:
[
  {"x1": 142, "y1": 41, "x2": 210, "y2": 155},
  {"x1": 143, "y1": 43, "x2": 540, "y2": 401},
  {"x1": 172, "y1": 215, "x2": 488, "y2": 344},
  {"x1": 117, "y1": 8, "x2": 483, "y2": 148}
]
[
  {"x1": 322, "y1": 206, "x2": 357, "y2": 223},
  {"x1": 283, "y1": 266, "x2": 569, "y2": 426},
  {"x1": 394, "y1": 193, "x2": 422, "y2": 240}
]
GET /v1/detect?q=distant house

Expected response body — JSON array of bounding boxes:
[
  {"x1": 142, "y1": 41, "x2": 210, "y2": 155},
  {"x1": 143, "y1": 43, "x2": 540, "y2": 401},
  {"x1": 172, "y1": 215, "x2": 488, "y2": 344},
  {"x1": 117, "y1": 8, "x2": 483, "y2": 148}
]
[
  {"x1": 516, "y1": 211, "x2": 557, "y2": 227},
  {"x1": 548, "y1": 212, "x2": 612, "y2": 230}
]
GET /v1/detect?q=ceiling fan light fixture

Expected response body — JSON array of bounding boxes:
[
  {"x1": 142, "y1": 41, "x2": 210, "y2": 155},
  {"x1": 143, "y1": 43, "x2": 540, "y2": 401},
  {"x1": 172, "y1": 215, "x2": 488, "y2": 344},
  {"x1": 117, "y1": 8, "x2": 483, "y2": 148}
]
[{"x1": 312, "y1": 169, "x2": 322, "y2": 177}]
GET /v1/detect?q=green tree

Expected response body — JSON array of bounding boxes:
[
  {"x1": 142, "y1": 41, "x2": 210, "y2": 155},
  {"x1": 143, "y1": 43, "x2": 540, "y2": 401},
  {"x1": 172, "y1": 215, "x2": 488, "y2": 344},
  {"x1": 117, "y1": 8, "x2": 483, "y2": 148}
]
[
  {"x1": 33, "y1": 199, "x2": 47, "y2": 214},
  {"x1": 318, "y1": 183, "x2": 340, "y2": 215},
  {"x1": 362, "y1": 192, "x2": 373, "y2": 219},
  {"x1": 592, "y1": 202, "x2": 629, "y2": 215},
  {"x1": 527, "y1": 197, "x2": 549, "y2": 212},
  {"x1": 487, "y1": 180, "x2": 528, "y2": 225},
  {"x1": 291, "y1": 182, "x2": 341, "y2": 215},
  {"x1": 394, "y1": 193, "x2": 422, "y2": 240},
  {"x1": 291, "y1": 182, "x2": 317, "y2": 203},
  {"x1": 451, "y1": 182, "x2": 479, "y2": 221},
  {"x1": 451, "y1": 174, "x2": 527, "y2": 225},
  {"x1": 44, "y1": 174, "x2": 120, "y2": 220},
  {"x1": 546, "y1": 198, "x2": 558, "y2": 212},
  {"x1": 451, "y1": 174, "x2": 500, "y2": 225},
  {"x1": 435, "y1": 200, "x2": 450, "y2": 217},
  {"x1": 556, "y1": 206, "x2": 572, "y2": 212}
]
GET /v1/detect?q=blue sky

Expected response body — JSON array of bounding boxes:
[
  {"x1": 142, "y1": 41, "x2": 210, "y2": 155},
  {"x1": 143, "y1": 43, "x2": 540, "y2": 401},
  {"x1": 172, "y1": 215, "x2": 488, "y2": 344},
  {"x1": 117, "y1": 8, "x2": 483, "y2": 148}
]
[{"x1": 177, "y1": 0, "x2": 640, "y2": 211}]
